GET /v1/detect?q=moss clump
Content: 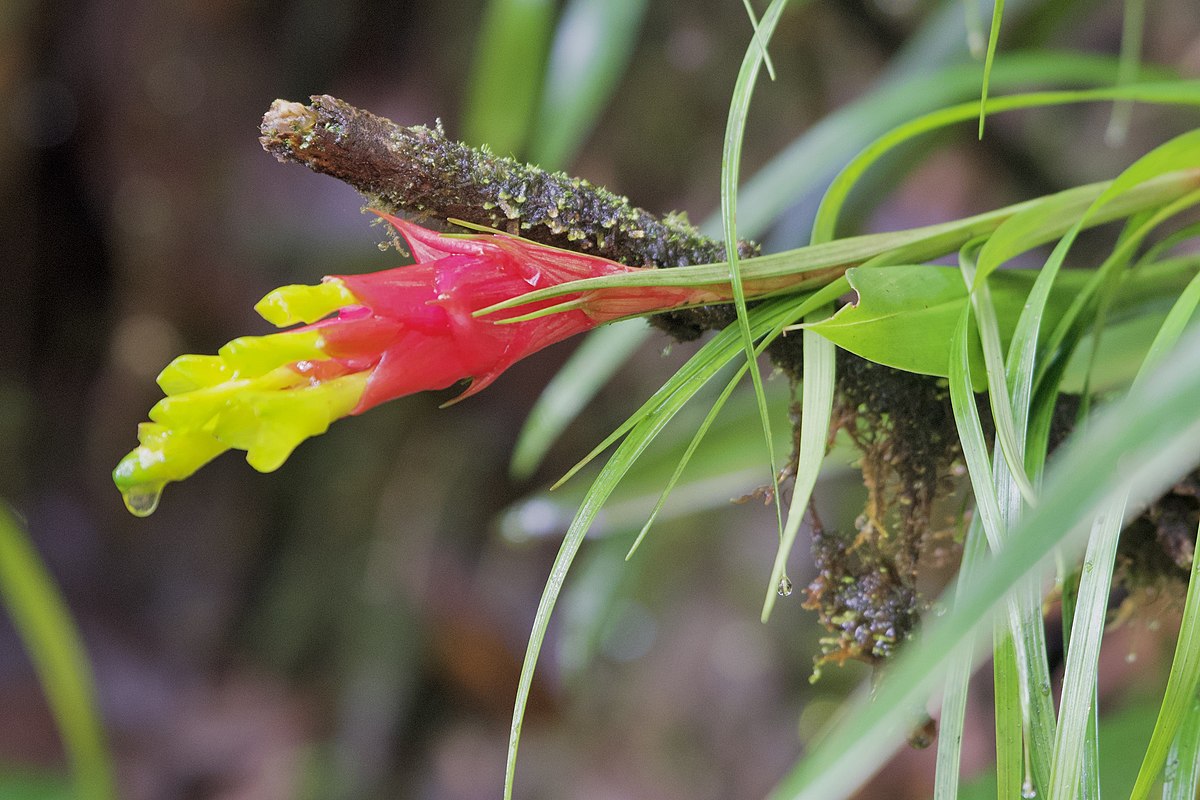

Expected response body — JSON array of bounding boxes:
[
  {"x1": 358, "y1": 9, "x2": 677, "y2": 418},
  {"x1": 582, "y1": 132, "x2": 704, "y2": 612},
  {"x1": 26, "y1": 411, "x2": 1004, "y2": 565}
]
[
  {"x1": 802, "y1": 353, "x2": 963, "y2": 666},
  {"x1": 1115, "y1": 471, "x2": 1199, "y2": 613}
]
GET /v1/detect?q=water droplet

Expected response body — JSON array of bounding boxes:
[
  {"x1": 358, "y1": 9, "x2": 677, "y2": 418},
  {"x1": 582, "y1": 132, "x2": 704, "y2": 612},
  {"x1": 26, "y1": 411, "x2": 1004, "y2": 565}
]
[
  {"x1": 1040, "y1": 682, "x2": 1052, "y2": 697},
  {"x1": 1021, "y1": 780, "x2": 1037, "y2": 799},
  {"x1": 1083, "y1": 561, "x2": 1094, "y2": 573},
  {"x1": 377, "y1": 241, "x2": 389, "y2": 251},
  {"x1": 121, "y1": 485, "x2": 163, "y2": 517},
  {"x1": 1126, "y1": 651, "x2": 1137, "y2": 664},
  {"x1": 777, "y1": 577, "x2": 794, "y2": 597}
]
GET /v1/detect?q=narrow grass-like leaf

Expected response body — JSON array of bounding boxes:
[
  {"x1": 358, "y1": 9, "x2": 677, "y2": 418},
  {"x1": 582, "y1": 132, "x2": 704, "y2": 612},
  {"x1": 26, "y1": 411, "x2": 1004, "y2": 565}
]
[
  {"x1": 933, "y1": 515, "x2": 987, "y2": 800},
  {"x1": 736, "y1": 50, "x2": 1140, "y2": 239},
  {"x1": 948, "y1": 306, "x2": 1003, "y2": 547},
  {"x1": 812, "y1": 82, "x2": 1200, "y2": 243},
  {"x1": 949, "y1": 295, "x2": 1054, "y2": 794},
  {"x1": 807, "y1": 261, "x2": 1196, "y2": 386},
  {"x1": 977, "y1": 0, "x2": 1004, "y2": 137},
  {"x1": 719, "y1": 0, "x2": 791, "y2": 556},
  {"x1": 0, "y1": 505, "x2": 116, "y2": 800},
  {"x1": 993, "y1": 629, "x2": 1025, "y2": 800},
  {"x1": 504, "y1": 286, "x2": 841, "y2": 799},
  {"x1": 627, "y1": 353, "x2": 754, "y2": 560},
  {"x1": 501, "y1": 384, "x2": 795, "y2": 543},
  {"x1": 958, "y1": 244, "x2": 1038, "y2": 505},
  {"x1": 1034, "y1": 130, "x2": 1200, "y2": 395},
  {"x1": 1125, "y1": 272, "x2": 1200, "y2": 800},
  {"x1": 1138, "y1": 220, "x2": 1200, "y2": 266},
  {"x1": 476, "y1": 171, "x2": 1200, "y2": 317},
  {"x1": 462, "y1": 0, "x2": 555, "y2": 156},
  {"x1": 510, "y1": 320, "x2": 646, "y2": 480},
  {"x1": 1162, "y1": 693, "x2": 1200, "y2": 800},
  {"x1": 1050, "y1": 496, "x2": 1126, "y2": 799},
  {"x1": 768, "y1": 325, "x2": 1200, "y2": 800},
  {"x1": 762, "y1": 318, "x2": 834, "y2": 621},
  {"x1": 1105, "y1": 0, "x2": 1146, "y2": 146},
  {"x1": 740, "y1": 0, "x2": 777, "y2": 81},
  {"x1": 527, "y1": 0, "x2": 648, "y2": 167},
  {"x1": 1131, "y1": 523, "x2": 1200, "y2": 800},
  {"x1": 550, "y1": 286, "x2": 840, "y2": 490},
  {"x1": 1139, "y1": 271, "x2": 1200, "y2": 371},
  {"x1": 1057, "y1": 562, "x2": 1102, "y2": 800}
]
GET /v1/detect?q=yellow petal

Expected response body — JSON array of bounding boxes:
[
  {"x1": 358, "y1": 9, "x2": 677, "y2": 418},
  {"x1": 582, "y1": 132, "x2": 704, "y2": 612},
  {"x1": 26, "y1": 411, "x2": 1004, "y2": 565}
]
[
  {"x1": 157, "y1": 354, "x2": 233, "y2": 395},
  {"x1": 218, "y1": 330, "x2": 326, "y2": 377},
  {"x1": 254, "y1": 279, "x2": 358, "y2": 327}
]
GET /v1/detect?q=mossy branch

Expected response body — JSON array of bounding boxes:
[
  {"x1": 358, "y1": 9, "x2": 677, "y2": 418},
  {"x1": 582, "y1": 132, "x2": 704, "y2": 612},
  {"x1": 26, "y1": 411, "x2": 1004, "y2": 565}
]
[
  {"x1": 263, "y1": 96, "x2": 734, "y2": 264},
  {"x1": 259, "y1": 95, "x2": 758, "y2": 339}
]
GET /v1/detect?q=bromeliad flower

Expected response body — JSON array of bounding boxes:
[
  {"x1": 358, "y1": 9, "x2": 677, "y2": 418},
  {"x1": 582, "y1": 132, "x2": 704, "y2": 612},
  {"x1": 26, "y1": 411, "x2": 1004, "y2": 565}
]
[{"x1": 113, "y1": 213, "x2": 738, "y2": 516}]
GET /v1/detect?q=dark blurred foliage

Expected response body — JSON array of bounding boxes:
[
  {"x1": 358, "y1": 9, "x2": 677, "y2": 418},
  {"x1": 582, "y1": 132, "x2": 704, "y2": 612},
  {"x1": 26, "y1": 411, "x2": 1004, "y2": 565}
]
[{"x1": 1, "y1": 1, "x2": 1198, "y2": 799}]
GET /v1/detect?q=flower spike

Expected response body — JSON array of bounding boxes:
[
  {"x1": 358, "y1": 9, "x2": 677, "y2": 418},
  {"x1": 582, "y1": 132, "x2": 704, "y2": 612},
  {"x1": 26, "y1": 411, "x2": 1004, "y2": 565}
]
[
  {"x1": 114, "y1": 214, "x2": 669, "y2": 515},
  {"x1": 115, "y1": 212, "x2": 817, "y2": 515}
]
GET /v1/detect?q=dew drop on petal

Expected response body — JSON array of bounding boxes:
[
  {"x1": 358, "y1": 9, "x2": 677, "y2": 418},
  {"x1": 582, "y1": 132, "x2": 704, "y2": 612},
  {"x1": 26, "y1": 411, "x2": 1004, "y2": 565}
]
[
  {"x1": 121, "y1": 485, "x2": 163, "y2": 517},
  {"x1": 777, "y1": 576, "x2": 794, "y2": 597}
]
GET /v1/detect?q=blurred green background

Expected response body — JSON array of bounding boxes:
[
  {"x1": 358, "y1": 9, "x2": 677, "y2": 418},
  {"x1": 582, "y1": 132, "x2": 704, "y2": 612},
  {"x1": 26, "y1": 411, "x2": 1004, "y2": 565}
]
[{"x1": 1, "y1": 1, "x2": 1198, "y2": 798}]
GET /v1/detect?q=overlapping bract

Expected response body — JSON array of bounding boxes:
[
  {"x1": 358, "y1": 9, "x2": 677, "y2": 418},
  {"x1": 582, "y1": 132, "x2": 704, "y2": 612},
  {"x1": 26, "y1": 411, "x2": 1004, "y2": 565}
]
[{"x1": 113, "y1": 214, "x2": 707, "y2": 515}]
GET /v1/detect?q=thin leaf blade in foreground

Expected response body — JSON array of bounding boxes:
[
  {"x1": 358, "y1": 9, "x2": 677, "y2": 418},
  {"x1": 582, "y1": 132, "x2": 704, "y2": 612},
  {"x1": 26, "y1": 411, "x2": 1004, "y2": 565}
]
[
  {"x1": 0, "y1": 505, "x2": 116, "y2": 800},
  {"x1": 510, "y1": 320, "x2": 647, "y2": 480},
  {"x1": 503, "y1": 289, "x2": 837, "y2": 799},
  {"x1": 768, "y1": 325, "x2": 1200, "y2": 800},
  {"x1": 718, "y1": 0, "x2": 792, "y2": 556}
]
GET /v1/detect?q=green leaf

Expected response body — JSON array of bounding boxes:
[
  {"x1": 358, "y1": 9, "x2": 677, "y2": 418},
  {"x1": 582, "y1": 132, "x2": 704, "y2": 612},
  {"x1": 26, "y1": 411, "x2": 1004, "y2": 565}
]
[
  {"x1": 462, "y1": 0, "x2": 555, "y2": 156},
  {"x1": 812, "y1": 81, "x2": 1200, "y2": 243},
  {"x1": 1125, "y1": 270, "x2": 1200, "y2": 800},
  {"x1": 478, "y1": 170, "x2": 1200, "y2": 318},
  {"x1": 503, "y1": 289, "x2": 833, "y2": 799},
  {"x1": 527, "y1": 0, "x2": 648, "y2": 167},
  {"x1": 718, "y1": 0, "x2": 793, "y2": 563},
  {"x1": 993, "y1": 629, "x2": 1026, "y2": 800},
  {"x1": 977, "y1": 0, "x2": 1004, "y2": 137},
  {"x1": 1050, "y1": 496, "x2": 1126, "y2": 799},
  {"x1": 0, "y1": 505, "x2": 115, "y2": 800},
  {"x1": 932, "y1": 516, "x2": 987, "y2": 800},
  {"x1": 1162, "y1": 693, "x2": 1200, "y2": 800},
  {"x1": 807, "y1": 261, "x2": 1198, "y2": 392},
  {"x1": 768, "y1": 324, "x2": 1200, "y2": 799},
  {"x1": 762, "y1": 317, "x2": 835, "y2": 621},
  {"x1": 733, "y1": 50, "x2": 1140, "y2": 239}
]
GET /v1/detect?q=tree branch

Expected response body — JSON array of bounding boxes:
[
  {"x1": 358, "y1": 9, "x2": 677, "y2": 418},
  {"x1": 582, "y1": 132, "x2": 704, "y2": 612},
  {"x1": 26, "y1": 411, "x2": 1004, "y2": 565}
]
[{"x1": 259, "y1": 95, "x2": 757, "y2": 340}]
